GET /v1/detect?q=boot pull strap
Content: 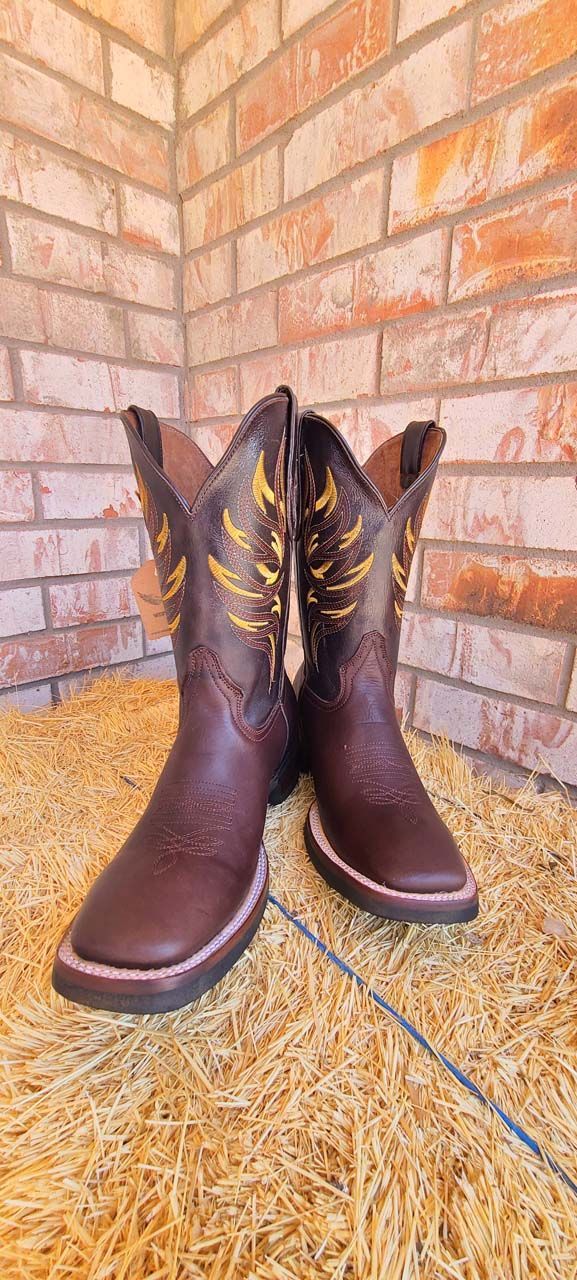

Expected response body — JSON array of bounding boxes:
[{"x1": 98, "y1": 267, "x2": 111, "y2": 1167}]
[
  {"x1": 128, "y1": 404, "x2": 163, "y2": 469},
  {"x1": 400, "y1": 420, "x2": 436, "y2": 490}
]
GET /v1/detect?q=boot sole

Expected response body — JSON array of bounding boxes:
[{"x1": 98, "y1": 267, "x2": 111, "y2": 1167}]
[
  {"x1": 304, "y1": 802, "x2": 479, "y2": 925},
  {"x1": 52, "y1": 847, "x2": 269, "y2": 1014}
]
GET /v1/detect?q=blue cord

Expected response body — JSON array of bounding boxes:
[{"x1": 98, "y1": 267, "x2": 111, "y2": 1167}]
[{"x1": 268, "y1": 893, "x2": 577, "y2": 1199}]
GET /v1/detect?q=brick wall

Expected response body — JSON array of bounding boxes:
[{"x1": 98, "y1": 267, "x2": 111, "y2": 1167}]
[
  {"x1": 178, "y1": 0, "x2": 577, "y2": 787},
  {"x1": 0, "y1": 0, "x2": 182, "y2": 708},
  {"x1": 1, "y1": 0, "x2": 576, "y2": 788}
]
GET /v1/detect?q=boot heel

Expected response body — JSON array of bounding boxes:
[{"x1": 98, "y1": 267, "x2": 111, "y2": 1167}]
[{"x1": 268, "y1": 740, "x2": 301, "y2": 806}]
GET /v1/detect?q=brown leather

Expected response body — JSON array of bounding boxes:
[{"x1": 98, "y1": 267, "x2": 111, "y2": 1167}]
[
  {"x1": 70, "y1": 390, "x2": 299, "y2": 971},
  {"x1": 297, "y1": 411, "x2": 470, "y2": 899}
]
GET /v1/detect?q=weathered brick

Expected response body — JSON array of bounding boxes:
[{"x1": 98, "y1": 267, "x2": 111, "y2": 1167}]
[
  {"x1": 7, "y1": 211, "x2": 105, "y2": 292},
  {"x1": 38, "y1": 470, "x2": 138, "y2": 520},
  {"x1": 0, "y1": 409, "x2": 129, "y2": 465},
  {"x1": 389, "y1": 74, "x2": 577, "y2": 232},
  {"x1": 0, "y1": 131, "x2": 117, "y2": 233},
  {"x1": 183, "y1": 244, "x2": 233, "y2": 311},
  {"x1": 0, "y1": 277, "x2": 45, "y2": 343},
  {"x1": 279, "y1": 265, "x2": 354, "y2": 343},
  {"x1": 0, "y1": 51, "x2": 169, "y2": 191},
  {"x1": 0, "y1": 586, "x2": 45, "y2": 638},
  {"x1": 193, "y1": 367, "x2": 238, "y2": 418},
  {"x1": 119, "y1": 187, "x2": 180, "y2": 256},
  {"x1": 481, "y1": 289, "x2": 577, "y2": 382},
  {"x1": 440, "y1": 384, "x2": 577, "y2": 463},
  {"x1": 0, "y1": 0, "x2": 104, "y2": 92},
  {"x1": 238, "y1": 172, "x2": 384, "y2": 291},
  {"x1": 175, "y1": 0, "x2": 232, "y2": 51},
  {"x1": 567, "y1": 659, "x2": 577, "y2": 712},
  {"x1": 284, "y1": 24, "x2": 470, "y2": 199},
  {"x1": 381, "y1": 308, "x2": 489, "y2": 392},
  {"x1": 108, "y1": 365, "x2": 180, "y2": 418},
  {"x1": 342, "y1": 398, "x2": 436, "y2": 462},
  {"x1": 0, "y1": 348, "x2": 13, "y2": 400},
  {"x1": 49, "y1": 576, "x2": 135, "y2": 628},
  {"x1": 183, "y1": 150, "x2": 280, "y2": 251},
  {"x1": 397, "y1": 0, "x2": 470, "y2": 40},
  {"x1": 240, "y1": 350, "x2": 299, "y2": 412},
  {"x1": 400, "y1": 612, "x2": 566, "y2": 702},
  {"x1": 109, "y1": 41, "x2": 174, "y2": 127},
  {"x1": 0, "y1": 618, "x2": 143, "y2": 687},
  {"x1": 413, "y1": 677, "x2": 577, "y2": 785},
  {"x1": 177, "y1": 102, "x2": 231, "y2": 191},
  {"x1": 282, "y1": 0, "x2": 335, "y2": 38},
  {"x1": 70, "y1": 0, "x2": 167, "y2": 56},
  {"x1": 299, "y1": 332, "x2": 379, "y2": 403},
  {"x1": 394, "y1": 668, "x2": 413, "y2": 719},
  {"x1": 237, "y1": 48, "x2": 298, "y2": 153},
  {"x1": 104, "y1": 243, "x2": 176, "y2": 310},
  {"x1": 191, "y1": 421, "x2": 237, "y2": 463},
  {"x1": 0, "y1": 529, "x2": 58, "y2": 580},
  {"x1": 187, "y1": 291, "x2": 277, "y2": 364},
  {"x1": 179, "y1": 0, "x2": 279, "y2": 118},
  {"x1": 42, "y1": 293, "x2": 126, "y2": 358},
  {"x1": 473, "y1": 0, "x2": 577, "y2": 104},
  {"x1": 421, "y1": 548, "x2": 577, "y2": 635},
  {"x1": 128, "y1": 313, "x2": 184, "y2": 366},
  {"x1": 0, "y1": 526, "x2": 139, "y2": 581},
  {"x1": 0, "y1": 681, "x2": 52, "y2": 710},
  {"x1": 449, "y1": 184, "x2": 577, "y2": 301},
  {"x1": 19, "y1": 351, "x2": 179, "y2": 415},
  {"x1": 354, "y1": 228, "x2": 446, "y2": 325},
  {"x1": 425, "y1": 475, "x2": 577, "y2": 552},
  {"x1": 0, "y1": 471, "x2": 35, "y2": 522}
]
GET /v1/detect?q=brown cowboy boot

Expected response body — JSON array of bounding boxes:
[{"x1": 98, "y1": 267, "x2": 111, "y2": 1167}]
[
  {"x1": 53, "y1": 388, "x2": 300, "y2": 1012},
  {"x1": 297, "y1": 411, "x2": 478, "y2": 924}
]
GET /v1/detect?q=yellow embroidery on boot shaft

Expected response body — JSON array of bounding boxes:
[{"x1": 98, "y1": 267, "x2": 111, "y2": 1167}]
[
  {"x1": 208, "y1": 444, "x2": 287, "y2": 689},
  {"x1": 135, "y1": 466, "x2": 187, "y2": 638},
  {"x1": 392, "y1": 505, "x2": 427, "y2": 627}
]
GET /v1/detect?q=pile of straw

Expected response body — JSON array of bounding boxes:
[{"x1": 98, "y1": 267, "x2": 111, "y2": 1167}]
[{"x1": 1, "y1": 676, "x2": 576, "y2": 1279}]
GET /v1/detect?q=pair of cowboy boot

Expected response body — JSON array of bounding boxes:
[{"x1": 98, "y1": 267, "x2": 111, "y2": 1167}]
[{"x1": 52, "y1": 389, "x2": 477, "y2": 1014}]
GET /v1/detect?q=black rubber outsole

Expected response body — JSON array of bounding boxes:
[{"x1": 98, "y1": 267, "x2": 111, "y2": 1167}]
[{"x1": 304, "y1": 818, "x2": 479, "y2": 926}]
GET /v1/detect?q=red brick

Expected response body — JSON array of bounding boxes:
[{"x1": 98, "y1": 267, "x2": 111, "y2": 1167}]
[
  {"x1": 0, "y1": 526, "x2": 139, "y2": 581},
  {"x1": 0, "y1": 0, "x2": 104, "y2": 92},
  {"x1": 389, "y1": 74, "x2": 577, "y2": 233},
  {"x1": 342, "y1": 398, "x2": 436, "y2": 462},
  {"x1": 425, "y1": 475, "x2": 577, "y2": 552},
  {"x1": 0, "y1": 681, "x2": 52, "y2": 710},
  {"x1": 239, "y1": 351, "x2": 299, "y2": 413},
  {"x1": 49, "y1": 576, "x2": 135, "y2": 628},
  {"x1": 282, "y1": 0, "x2": 335, "y2": 38},
  {"x1": 108, "y1": 366, "x2": 180, "y2": 418},
  {"x1": 19, "y1": 351, "x2": 179, "y2": 415},
  {"x1": 193, "y1": 367, "x2": 238, "y2": 418},
  {"x1": 179, "y1": 0, "x2": 279, "y2": 118},
  {"x1": 380, "y1": 308, "x2": 490, "y2": 393},
  {"x1": 71, "y1": 0, "x2": 167, "y2": 56},
  {"x1": 7, "y1": 211, "x2": 105, "y2": 292},
  {"x1": 0, "y1": 52, "x2": 169, "y2": 191},
  {"x1": 38, "y1": 470, "x2": 138, "y2": 520},
  {"x1": 182, "y1": 150, "x2": 280, "y2": 251},
  {"x1": 0, "y1": 586, "x2": 45, "y2": 638},
  {"x1": 191, "y1": 421, "x2": 237, "y2": 464},
  {"x1": 279, "y1": 265, "x2": 354, "y2": 343},
  {"x1": 175, "y1": 0, "x2": 232, "y2": 51},
  {"x1": 177, "y1": 102, "x2": 231, "y2": 191},
  {"x1": 397, "y1": 0, "x2": 470, "y2": 40},
  {"x1": 109, "y1": 42, "x2": 174, "y2": 127},
  {"x1": 449, "y1": 184, "x2": 577, "y2": 302},
  {"x1": 42, "y1": 293, "x2": 126, "y2": 358},
  {"x1": 567, "y1": 660, "x2": 577, "y2": 712},
  {"x1": 128, "y1": 313, "x2": 184, "y2": 367},
  {"x1": 119, "y1": 187, "x2": 180, "y2": 256},
  {"x1": 483, "y1": 289, "x2": 577, "y2": 382},
  {"x1": 236, "y1": 47, "x2": 298, "y2": 153},
  {"x1": 0, "y1": 348, "x2": 13, "y2": 400},
  {"x1": 299, "y1": 0, "x2": 391, "y2": 112},
  {"x1": 400, "y1": 612, "x2": 565, "y2": 702},
  {"x1": 394, "y1": 669, "x2": 413, "y2": 719},
  {"x1": 237, "y1": 171, "x2": 384, "y2": 291},
  {"x1": 183, "y1": 244, "x2": 233, "y2": 312},
  {"x1": 413, "y1": 678, "x2": 577, "y2": 785},
  {"x1": 354, "y1": 228, "x2": 446, "y2": 324},
  {"x1": 284, "y1": 24, "x2": 470, "y2": 200},
  {"x1": 187, "y1": 291, "x2": 277, "y2": 364},
  {"x1": 0, "y1": 619, "x2": 143, "y2": 687},
  {"x1": 0, "y1": 277, "x2": 45, "y2": 343},
  {"x1": 104, "y1": 244, "x2": 176, "y2": 310},
  {"x1": 421, "y1": 549, "x2": 577, "y2": 635},
  {"x1": 473, "y1": 0, "x2": 577, "y2": 104},
  {"x1": 440, "y1": 384, "x2": 577, "y2": 463},
  {"x1": 299, "y1": 332, "x2": 379, "y2": 403},
  {"x1": 0, "y1": 471, "x2": 34, "y2": 522},
  {"x1": 0, "y1": 410, "x2": 129, "y2": 465},
  {"x1": 0, "y1": 130, "x2": 117, "y2": 234}
]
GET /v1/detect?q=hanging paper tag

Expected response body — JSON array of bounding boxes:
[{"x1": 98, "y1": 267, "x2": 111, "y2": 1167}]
[{"x1": 131, "y1": 560, "x2": 170, "y2": 639}]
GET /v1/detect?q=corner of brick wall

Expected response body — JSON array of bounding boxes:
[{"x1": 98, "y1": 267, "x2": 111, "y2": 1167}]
[{"x1": 176, "y1": 0, "x2": 577, "y2": 787}]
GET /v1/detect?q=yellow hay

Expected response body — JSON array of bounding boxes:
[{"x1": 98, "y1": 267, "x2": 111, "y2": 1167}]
[{"x1": 0, "y1": 675, "x2": 576, "y2": 1279}]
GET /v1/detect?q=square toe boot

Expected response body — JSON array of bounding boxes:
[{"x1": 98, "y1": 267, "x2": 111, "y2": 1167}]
[
  {"x1": 297, "y1": 411, "x2": 478, "y2": 925},
  {"x1": 52, "y1": 388, "x2": 301, "y2": 1012}
]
